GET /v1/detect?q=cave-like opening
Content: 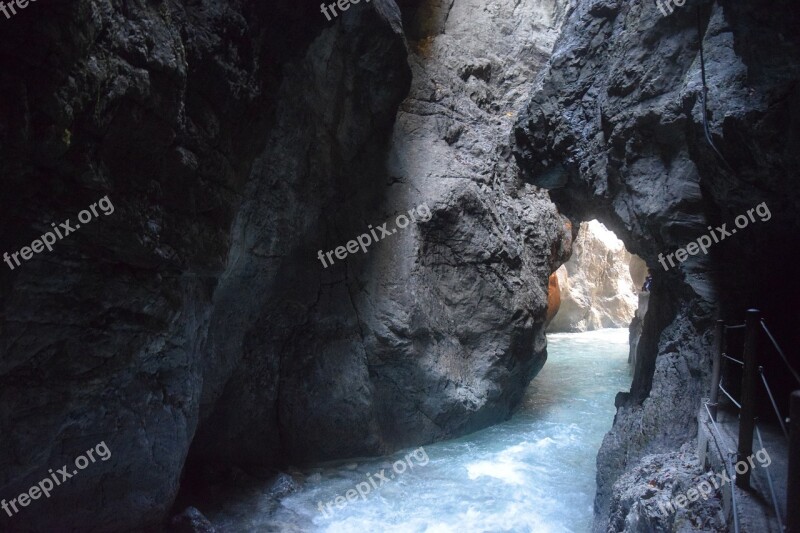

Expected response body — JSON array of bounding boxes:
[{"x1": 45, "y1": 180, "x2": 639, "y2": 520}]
[{"x1": 548, "y1": 219, "x2": 647, "y2": 336}]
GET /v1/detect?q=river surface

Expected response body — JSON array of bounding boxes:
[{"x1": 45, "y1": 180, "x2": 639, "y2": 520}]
[{"x1": 215, "y1": 328, "x2": 631, "y2": 532}]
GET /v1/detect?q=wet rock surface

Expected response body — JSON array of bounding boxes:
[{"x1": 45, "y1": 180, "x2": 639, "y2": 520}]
[
  {"x1": 607, "y1": 442, "x2": 726, "y2": 533},
  {"x1": 0, "y1": 0, "x2": 570, "y2": 529},
  {"x1": 171, "y1": 507, "x2": 218, "y2": 533},
  {"x1": 0, "y1": 1, "x2": 304, "y2": 529},
  {"x1": 513, "y1": 0, "x2": 800, "y2": 529},
  {"x1": 187, "y1": 0, "x2": 572, "y2": 473},
  {"x1": 0, "y1": 0, "x2": 406, "y2": 529}
]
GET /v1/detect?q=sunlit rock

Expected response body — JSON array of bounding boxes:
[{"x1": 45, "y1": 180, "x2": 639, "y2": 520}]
[{"x1": 549, "y1": 220, "x2": 644, "y2": 332}]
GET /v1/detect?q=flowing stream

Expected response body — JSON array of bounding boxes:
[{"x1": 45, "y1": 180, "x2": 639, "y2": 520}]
[{"x1": 215, "y1": 328, "x2": 631, "y2": 532}]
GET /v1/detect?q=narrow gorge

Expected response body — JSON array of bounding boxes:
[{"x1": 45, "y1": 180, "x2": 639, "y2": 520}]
[{"x1": 0, "y1": 0, "x2": 798, "y2": 532}]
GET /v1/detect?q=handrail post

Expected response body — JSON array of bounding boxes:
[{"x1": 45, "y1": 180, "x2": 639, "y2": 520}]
[
  {"x1": 737, "y1": 309, "x2": 760, "y2": 488},
  {"x1": 709, "y1": 319, "x2": 724, "y2": 421},
  {"x1": 788, "y1": 390, "x2": 800, "y2": 533}
]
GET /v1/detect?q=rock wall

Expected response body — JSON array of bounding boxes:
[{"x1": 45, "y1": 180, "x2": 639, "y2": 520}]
[
  {"x1": 0, "y1": 1, "x2": 305, "y2": 529},
  {"x1": 549, "y1": 219, "x2": 643, "y2": 332},
  {"x1": 0, "y1": 0, "x2": 570, "y2": 530},
  {"x1": 0, "y1": 0, "x2": 408, "y2": 529},
  {"x1": 513, "y1": 0, "x2": 800, "y2": 530},
  {"x1": 184, "y1": 0, "x2": 415, "y2": 470},
  {"x1": 188, "y1": 0, "x2": 572, "y2": 473}
]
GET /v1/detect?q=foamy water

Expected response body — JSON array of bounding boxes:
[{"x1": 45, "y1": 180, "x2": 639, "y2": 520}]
[{"x1": 214, "y1": 328, "x2": 631, "y2": 532}]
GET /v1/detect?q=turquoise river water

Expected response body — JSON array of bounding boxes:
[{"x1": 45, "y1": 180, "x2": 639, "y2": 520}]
[{"x1": 215, "y1": 328, "x2": 631, "y2": 533}]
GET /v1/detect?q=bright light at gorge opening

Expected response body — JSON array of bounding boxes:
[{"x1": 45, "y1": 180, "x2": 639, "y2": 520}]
[{"x1": 549, "y1": 219, "x2": 646, "y2": 334}]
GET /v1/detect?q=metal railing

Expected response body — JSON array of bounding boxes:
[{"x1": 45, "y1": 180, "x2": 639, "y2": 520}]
[{"x1": 707, "y1": 309, "x2": 800, "y2": 533}]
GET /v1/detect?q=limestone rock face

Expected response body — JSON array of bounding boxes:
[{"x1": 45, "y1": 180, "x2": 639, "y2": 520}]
[
  {"x1": 0, "y1": 0, "x2": 571, "y2": 530},
  {"x1": 606, "y1": 443, "x2": 726, "y2": 532},
  {"x1": 0, "y1": 1, "x2": 410, "y2": 530},
  {"x1": 549, "y1": 220, "x2": 642, "y2": 332},
  {"x1": 190, "y1": 0, "x2": 572, "y2": 469},
  {"x1": 513, "y1": 0, "x2": 800, "y2": 530}
]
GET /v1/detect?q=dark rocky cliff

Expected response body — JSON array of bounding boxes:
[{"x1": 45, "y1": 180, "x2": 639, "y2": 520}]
[
  {"x1": 188, "y1": 0, "x2": 571, "y2": 474},
  {"x1": 0, "y1": 0, "x2": 409, "y2": 529},
  {"x1": 513, "y1": 0, "x2": 800, "y2": 529},
  {"x1": 0, "y1": 0, "x2": 569, "y2": 530}
]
